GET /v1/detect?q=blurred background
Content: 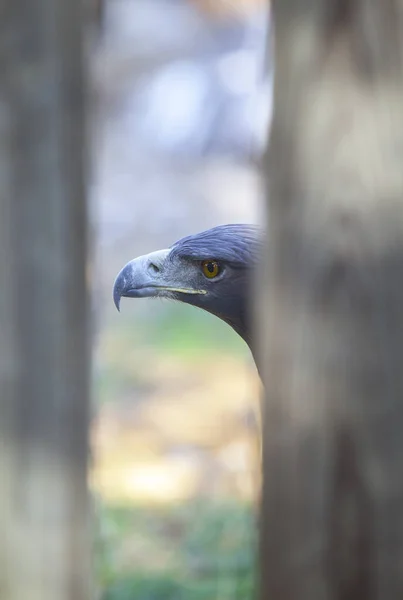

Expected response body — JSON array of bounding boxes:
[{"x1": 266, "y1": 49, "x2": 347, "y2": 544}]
[{"x1": 89, "y1": 1, "x2": 271, "y2": 597}]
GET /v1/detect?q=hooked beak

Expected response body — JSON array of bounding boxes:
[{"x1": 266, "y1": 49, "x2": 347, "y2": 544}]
[{"x1": 113, "y1": 248, "x2": 206, "y2": 311}]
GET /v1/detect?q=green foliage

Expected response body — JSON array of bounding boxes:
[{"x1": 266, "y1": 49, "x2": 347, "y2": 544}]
[
  {"x1": 150, "y1": 303, "x2": 248, "y2": 358},
  {"x1": 102, "y1": 573, "x2": 184, "y2": 600},
  {"x1": 96, "y1": 500, "x2": 257, "y2": 600}
]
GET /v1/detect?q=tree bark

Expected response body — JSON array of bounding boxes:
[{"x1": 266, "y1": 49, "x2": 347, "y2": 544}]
[
  {"x1": 258, "y1": 1, "x2": 403, "y2": 598},
  {"x1": 0, "y1": 1, "x2": 91, "y2": 599}
]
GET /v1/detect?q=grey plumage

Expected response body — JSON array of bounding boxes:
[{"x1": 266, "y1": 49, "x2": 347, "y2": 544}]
[{"x1": 170, "y1": 224, "x2": 261, "y2": 266}]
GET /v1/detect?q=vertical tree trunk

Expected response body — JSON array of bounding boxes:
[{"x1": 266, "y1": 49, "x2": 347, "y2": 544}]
[
  {"x1": 0, "y1": 1, "x2": 90, "y2": 599},
  {"x1": 258, "y1": 1, "x2": 403, "y2": 598}
]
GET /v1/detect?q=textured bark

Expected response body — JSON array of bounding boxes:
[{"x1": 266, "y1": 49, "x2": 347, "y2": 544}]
[
  {"x1": 0, "y1": 1, "x2": 91, "y2": 599},
  {"x1": 258, "y1": 1, "x2": 403, "y2": 598}
]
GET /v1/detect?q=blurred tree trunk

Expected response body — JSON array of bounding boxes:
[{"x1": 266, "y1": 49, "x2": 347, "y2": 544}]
[
  {"x1": 0, "y1": 1, "x2": 90, "y2": 600},
  {"x1": 258, "y1": 1, "x2": 403, "y2": 598}
]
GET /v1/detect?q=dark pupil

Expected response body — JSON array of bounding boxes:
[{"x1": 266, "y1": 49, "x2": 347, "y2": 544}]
[{"x1": 207, "y1": 262, "x2": 215, "y2": 273}]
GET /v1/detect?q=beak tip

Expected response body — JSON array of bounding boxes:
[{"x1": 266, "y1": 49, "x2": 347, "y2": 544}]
[
  {"x1": 113, "y1": 296, "x2": 121, "y2": 312},
  {"x1": 113, "y1": 281, "x2": 122, "y2": 313}
]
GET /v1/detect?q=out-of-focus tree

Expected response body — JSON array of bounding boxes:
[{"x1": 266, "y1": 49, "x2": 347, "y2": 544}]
[
  {"x1": 258, "y1": 0, "x2": 403, "y2": 598},
  {"x1": 0, "y1": 1, "x2": 90, "y2": 599}
]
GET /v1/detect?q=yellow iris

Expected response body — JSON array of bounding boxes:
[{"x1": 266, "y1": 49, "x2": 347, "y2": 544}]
[{"x1": 201, "y1": 260, "x2": 220, "y2": 279}]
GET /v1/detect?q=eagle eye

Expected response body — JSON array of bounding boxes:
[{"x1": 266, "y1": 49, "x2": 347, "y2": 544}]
[{"x1": 201, "y1": 260, "x2": 221, "y2": 279}]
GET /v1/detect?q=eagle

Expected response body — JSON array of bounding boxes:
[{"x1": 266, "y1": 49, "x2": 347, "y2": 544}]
[{"x1": 113, "y1": 224, "x2": 262, "y2": 367}]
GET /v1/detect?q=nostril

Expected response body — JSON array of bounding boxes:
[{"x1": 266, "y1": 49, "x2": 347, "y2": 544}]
[{"x1": 148, "y1": 262, "x2": 160, "y2": 274}]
